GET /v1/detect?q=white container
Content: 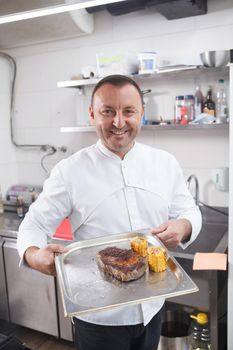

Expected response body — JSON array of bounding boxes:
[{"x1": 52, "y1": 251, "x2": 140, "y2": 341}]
[
  {"x1": 96, "y1": 53, "x2": 124, "y2": 77},
  {"x1": 137, "y1": 52, "x2": 157, "y2": 74},
  {"x1": 96, "y1": 53, "x2": 138, "y2": 77}
]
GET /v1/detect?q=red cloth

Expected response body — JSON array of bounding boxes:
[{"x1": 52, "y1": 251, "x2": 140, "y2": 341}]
[{"x1": 53, "y1": 218, "x2": 73, "y2": 241}]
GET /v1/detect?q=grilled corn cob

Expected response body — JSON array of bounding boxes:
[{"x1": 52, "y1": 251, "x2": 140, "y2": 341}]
[
  {"x1": 131, "y1": 236, "x2": 148, "y2": 257},
  {"x1": 147, "y1": 246, "x2": 167, "y2": 272}
]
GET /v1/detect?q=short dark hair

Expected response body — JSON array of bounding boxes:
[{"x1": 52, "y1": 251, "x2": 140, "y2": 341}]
[{"x1": 91, "y1": 74, "x2": 144, "y2": 106}]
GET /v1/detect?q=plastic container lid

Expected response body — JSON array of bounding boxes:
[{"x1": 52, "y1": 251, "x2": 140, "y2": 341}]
[{"x1": 185, "y1": 95, "x2": 194, "y2": 100}]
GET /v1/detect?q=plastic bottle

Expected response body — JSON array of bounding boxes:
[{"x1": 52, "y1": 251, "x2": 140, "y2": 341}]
[
  {"x1": 174, "y1": 95, "x2": 184, "y2": 124},
  {"x1": 216, "y1": 79, "x2": 228, "y2": 123},
  {"x1": 184, "y1": 95, "x2": 194, "y2": 121},
  {"x1": 189, "y1": 312, "x2": 211, "y2": 350},
  {"x1": 0, "y1": 185, "x2": 4, "y2": 214},
  {"x1": 194, "y1": 86, "x2": 203, "y2": 119}
]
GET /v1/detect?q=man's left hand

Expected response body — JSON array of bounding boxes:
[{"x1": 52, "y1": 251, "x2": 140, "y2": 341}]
[{"x1": 151, "y1": 219, "x2": 192, "y2": 249}]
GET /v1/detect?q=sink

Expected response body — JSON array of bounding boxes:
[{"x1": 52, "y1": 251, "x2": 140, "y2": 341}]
[
  {"x1": 176, "y1": 223, "x2": 227, "y2": 254},
  {"x1": 199, "y1": 205, "x2": 228, "y2": 225},
  {"x1": 172, "y1": 205, "x2": 228, "y2": 256}
]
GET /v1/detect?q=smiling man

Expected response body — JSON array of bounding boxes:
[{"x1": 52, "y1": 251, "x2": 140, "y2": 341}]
[
  {"x1": 17, "y1": 75, "x2": 202, "y2": 350},
  {"x1": 89, "y1": 76, "x2": 144, "y2": 158}
]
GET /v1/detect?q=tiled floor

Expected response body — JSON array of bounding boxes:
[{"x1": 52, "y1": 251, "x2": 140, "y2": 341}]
[{"x1": 0, "y1": 320, "x2": 75, "y2": 350}]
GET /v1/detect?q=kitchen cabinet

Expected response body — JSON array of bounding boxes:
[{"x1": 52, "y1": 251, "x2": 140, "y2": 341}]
[
  {"x1": 0, "y1": 236, "x2": 9, "y2": 320},
  {"x1": 57, "y1": 66, "x2": 230, "y2": 132},
  {"x1": 3, "y1": 237, "x2": 59, "y2": 337},
  {"x1": 0, "y1": 212, "x2": 74, "y2": 342}
]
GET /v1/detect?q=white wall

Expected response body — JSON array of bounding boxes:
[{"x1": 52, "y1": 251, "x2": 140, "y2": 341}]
[
  {"x1": 0, "y1": 0, "x2": 232, "y2": 207},
  {"x1": 0, "y1": 57, "x2": 18, "y2": 193}
]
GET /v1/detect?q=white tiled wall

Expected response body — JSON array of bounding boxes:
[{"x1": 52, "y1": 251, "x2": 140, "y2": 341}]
[
  {"x1": 0, "y1": 0, "x2": 232, "y2": 206},
  {"x1": 0, "y1": 57, "x2": 18, "y2": 194}
]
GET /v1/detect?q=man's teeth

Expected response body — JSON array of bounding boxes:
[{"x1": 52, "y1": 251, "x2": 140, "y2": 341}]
[{"x1": 112, "y1": 130, "x2": 126, "y2": 135}]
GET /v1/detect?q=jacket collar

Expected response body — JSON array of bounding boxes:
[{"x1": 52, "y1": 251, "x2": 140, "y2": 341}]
[{"x1": 96, "y1": 139, "x2": 138, "y2": 161}]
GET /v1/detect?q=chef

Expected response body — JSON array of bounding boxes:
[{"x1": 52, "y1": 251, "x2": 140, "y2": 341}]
[{"x1": 17, "y1": 74, "x2": 202, "y2": 350}]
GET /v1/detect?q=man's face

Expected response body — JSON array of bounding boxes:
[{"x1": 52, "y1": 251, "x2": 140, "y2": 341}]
[{"x1": 89, "y1": 83, "x2": 144, "y2": 158}]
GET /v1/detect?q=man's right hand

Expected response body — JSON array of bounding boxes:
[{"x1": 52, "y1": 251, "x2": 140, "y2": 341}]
[{"x1": 24, "y1": 244, "x2": 68, "y2": 276}]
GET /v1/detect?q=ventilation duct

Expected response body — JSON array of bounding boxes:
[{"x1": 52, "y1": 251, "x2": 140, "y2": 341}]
[{"x1": 0, "y1": 0, "x2": 94, "y2": 49}]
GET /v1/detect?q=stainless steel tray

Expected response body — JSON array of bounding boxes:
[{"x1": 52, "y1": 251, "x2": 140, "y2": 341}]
[{"x1": 55, "y1": 232, "x2": 198, "y2": 317}]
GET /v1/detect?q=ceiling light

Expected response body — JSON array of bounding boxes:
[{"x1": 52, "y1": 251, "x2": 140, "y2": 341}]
[{"x1": 0, "y1": 0, "x2": 127, "y2": 24}]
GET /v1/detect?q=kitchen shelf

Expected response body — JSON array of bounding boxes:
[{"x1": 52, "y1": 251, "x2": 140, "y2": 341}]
[
  {"x1": 58, "y1": 66, "x2": 229, "y2": 133},
  {"x1": 57, "y1": 77, "x2": 100, "y2": 89},
  {"x1": 57, "y1": 66, "x2": 229, "y2": 90},
  {"x1": 57, "y1": 67, "x2": 198, "y2": 90},
  {"x1": 60, "y1": 123, "x2": 229, "y2": 133}
]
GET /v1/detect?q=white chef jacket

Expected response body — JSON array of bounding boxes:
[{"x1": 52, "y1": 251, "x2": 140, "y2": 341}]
[{"x1": 17, "y1": 140, "x2": 202, "y2": 326}]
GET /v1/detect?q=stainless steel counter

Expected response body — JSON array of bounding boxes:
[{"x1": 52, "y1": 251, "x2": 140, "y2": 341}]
[
  {"x1": 0, "y1": 211, "x2": 70, "y2": 245},
  {"x1": 0, "y1": 212, "x2": 22, "y2": 239}
]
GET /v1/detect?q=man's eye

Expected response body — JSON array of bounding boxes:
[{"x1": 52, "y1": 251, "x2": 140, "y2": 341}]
[
  {"x1": 124, "y1": 109, "x2": 136, "y2": 116},
  {"x1": 101, "y1": 109, "x2": 115, "y2": 117}
]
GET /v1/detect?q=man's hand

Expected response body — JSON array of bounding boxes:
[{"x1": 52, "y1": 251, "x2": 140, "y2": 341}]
[
  {"x1": 151, "y1": 219, "x2": 192, "y2": 249},
  {"x1": 24, "y1": 244, "x2": 68, "y2": 276}
]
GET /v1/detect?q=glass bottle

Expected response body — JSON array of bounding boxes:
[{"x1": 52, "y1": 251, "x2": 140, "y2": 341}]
[
  {"x1": 31, "y1": 191, "x2": 38, "y2": 203},
  {"x1": 194, "y1": 86, "x2": 203, "y2": 119},
  {"x1": 0, "y1": 185, "x2": 4, "y2": 214},
  {"x1": 216, "y1": 79, "x2": 228, "y2": 123},
  {"x1": 203, "y1": 87, "x2": 215, "y2": 116},
  {"x1": 17, "y1": 196, "x2": 24, "y2": 218},
  {"x1": 189, "y1": 312, "x2": 211, "y2": 350}
]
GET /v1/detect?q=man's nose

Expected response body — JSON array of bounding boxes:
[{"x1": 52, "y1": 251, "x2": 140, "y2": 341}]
[{"x1": 113, "y1": 111, "x2": 126, "y2": 128}]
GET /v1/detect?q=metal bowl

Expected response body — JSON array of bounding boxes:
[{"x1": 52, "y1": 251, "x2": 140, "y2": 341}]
[{"x1": 200, "y1": 50, "x2": 229, "y2": 67}]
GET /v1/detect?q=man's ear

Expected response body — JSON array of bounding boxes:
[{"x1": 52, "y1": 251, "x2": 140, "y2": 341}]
[
  {"x1": 140, "y1": 106, "x2": 145, "y2": 120},
  {"x1": 89, "y1": 106, "x2": 95, "y2": 125},
  {"x1": 142, "y1": 106, "x2": 145, "y2": 117}
]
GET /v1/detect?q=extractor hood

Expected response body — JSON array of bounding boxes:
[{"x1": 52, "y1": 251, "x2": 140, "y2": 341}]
[
  {"x1": 87, "y1": 0, "x2": 207, "y2": 19},
  {"x1": 0, "y1": 0, "x2": 94, "y2": 49}
]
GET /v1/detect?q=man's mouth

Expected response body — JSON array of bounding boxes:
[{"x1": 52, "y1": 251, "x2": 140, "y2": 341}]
[{"x1": 110, "y1": 129, "x2": 128, "y2": 135}]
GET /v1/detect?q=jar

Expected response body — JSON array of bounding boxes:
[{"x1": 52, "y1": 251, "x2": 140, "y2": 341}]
[
  {"x1": 184, "y1": 95, "x2": 194, "y2": 121},
  {"x1": 137, "y1": 52, "x2": 157, "y2": 74},
  {"x1": 180, "y1": 106, "x2": 189, "y2": 124},
  {"x1": 174, "y1": 95, "x2": 184, "y2": 124}
]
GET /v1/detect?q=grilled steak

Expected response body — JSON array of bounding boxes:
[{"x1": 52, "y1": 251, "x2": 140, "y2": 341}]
[{"x1": 96, "y1": 246, "x2": 147, "y2": 282}]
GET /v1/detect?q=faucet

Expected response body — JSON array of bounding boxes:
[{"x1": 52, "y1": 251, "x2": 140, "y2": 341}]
[{"x1": 186, "y1": 174, "x2": 199, "y2": 206}]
